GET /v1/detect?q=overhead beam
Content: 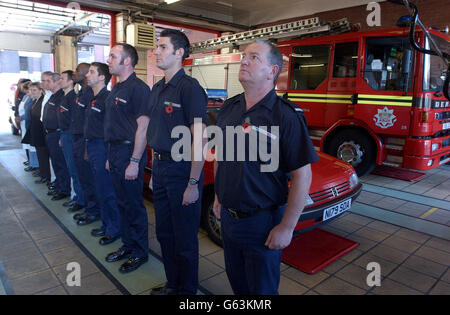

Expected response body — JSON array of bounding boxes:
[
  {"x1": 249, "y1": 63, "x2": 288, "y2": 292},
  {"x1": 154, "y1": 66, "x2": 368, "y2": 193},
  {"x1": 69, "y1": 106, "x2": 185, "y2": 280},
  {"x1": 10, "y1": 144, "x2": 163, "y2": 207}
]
[{"x1": 50, "y1": 0, "x2": 249, "y2": 32}]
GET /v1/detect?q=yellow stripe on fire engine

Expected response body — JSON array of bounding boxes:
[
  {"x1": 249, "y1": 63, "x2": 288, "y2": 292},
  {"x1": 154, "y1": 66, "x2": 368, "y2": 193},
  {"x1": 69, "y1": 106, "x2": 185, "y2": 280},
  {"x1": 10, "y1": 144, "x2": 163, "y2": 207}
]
[
  {"x1": 290, "y1": 98, "x2": 353, "y2": 104},
  {"x1": 285, "y1": 93, "x2": 352, "y2": 99},
  {"x1": 357, "y1": 100, "x2": 412, "y2": 107},
  {"x1": 358, "y1": 94, "x2": 413, "y2": 100}
]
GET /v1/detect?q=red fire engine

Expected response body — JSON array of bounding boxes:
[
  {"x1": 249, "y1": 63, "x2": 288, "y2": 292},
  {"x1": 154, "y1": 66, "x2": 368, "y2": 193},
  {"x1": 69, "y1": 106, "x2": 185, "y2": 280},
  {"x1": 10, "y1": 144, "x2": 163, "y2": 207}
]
[
  {"x1": 277, "y1": 26, "x2": 450, "y2": 176},
  {"x1": 185, "y1": 9, "x2": 450, "y2": 176}
]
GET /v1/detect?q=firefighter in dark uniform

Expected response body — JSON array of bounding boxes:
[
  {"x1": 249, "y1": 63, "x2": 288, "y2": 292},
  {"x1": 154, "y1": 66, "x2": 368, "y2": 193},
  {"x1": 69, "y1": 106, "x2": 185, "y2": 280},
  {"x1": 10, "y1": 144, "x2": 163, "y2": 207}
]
[
  {"x1": 42, "y1": 72, "x2": 71, "y2": 200},
  {"x1": 71, "y1": 63, "x2": 101, "y2": 225},
  {"x1": 58, "y1": 71, "x2": 88, "y2": 216},
  {"x1": 84, "y1": 62, "x2": 121, "y2": 245},
  {"x1": 104, "y1": 43, "x2": 150, "y2": 274},
  {"x1": 147, "y1": 29, "x2": 207, "y2": 295},
  {"x1": 213, "y1": 40, "x2": 319, "y2": 295}
]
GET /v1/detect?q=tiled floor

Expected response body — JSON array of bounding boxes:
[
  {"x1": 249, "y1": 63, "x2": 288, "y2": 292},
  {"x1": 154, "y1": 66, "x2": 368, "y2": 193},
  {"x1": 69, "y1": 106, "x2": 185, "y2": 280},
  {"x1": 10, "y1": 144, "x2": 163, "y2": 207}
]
[{"x1": 0, "y1": 133, "x2": 449, "y2": 295}]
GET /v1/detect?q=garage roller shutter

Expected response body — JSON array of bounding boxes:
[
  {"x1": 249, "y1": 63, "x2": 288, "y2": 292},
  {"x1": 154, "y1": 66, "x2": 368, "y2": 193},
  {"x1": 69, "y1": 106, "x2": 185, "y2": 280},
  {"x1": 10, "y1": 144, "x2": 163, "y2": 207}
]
[
  {"x1": 227, "y1": 63, "x2": 243, "y2": 98},
  {"x1": 190, "y1": 64, "x2": 226, "y2": 90}
]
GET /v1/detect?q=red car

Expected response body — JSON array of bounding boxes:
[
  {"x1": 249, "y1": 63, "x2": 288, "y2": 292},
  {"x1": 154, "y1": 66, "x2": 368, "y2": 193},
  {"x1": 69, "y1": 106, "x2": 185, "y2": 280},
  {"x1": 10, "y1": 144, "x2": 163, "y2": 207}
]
[{"x1": 144, "y1": 103, "x2": 362, "y2": 246}]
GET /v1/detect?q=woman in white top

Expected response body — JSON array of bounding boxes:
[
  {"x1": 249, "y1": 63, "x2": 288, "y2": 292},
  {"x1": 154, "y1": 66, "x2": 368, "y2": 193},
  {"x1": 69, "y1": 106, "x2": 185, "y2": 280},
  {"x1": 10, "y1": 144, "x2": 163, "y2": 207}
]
[{"x1": 18, "y1": 82, "x2": 39, "y2": 170}]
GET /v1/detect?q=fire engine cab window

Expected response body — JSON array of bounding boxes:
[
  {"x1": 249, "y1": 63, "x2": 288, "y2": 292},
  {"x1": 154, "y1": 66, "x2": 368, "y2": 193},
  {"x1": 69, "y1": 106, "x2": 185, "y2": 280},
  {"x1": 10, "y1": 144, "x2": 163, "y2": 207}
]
[
  {"x1": 364, "y1": 36, "x2": 413, "y2": 91},
  {"x1": 423, "y1": 35, "x2": 449, "y2": 92},
  {"x1": 290, "y1": 45, "x2": 330, "y2": 90},
  {"x1": 333, "y1": 42, "x2": 358, "y2": 78}
]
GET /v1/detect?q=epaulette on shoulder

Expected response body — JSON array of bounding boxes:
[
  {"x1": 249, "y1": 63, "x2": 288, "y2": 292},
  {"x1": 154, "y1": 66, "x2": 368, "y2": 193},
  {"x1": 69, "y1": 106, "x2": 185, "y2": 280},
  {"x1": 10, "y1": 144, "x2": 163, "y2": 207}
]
[
  {"x1": 226, "y1": 93, "x2": 242, "y2": 105},
  {"x1": 229, "y1": 93, "x2": 241, "y2": 102},
  {"x1": 278, "y1": 95, "x2": 303, "y2": 113}
]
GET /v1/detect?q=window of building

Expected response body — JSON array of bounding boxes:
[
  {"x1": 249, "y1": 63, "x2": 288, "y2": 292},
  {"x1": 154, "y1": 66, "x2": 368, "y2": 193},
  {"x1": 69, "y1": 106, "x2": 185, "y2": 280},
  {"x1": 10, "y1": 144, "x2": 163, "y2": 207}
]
[
  {"x1": 290, "y1": 45, "x2": 330, "y2": 90},
  {"x1": 19, "y1": 56, "x2": 29, "y2": 72}
]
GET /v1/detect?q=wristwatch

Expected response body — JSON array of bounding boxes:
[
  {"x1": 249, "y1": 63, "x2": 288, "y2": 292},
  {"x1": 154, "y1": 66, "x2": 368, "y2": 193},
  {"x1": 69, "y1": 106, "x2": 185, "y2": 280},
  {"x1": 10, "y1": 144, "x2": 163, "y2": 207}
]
[
  {"x1": 188, "y1": 178, "x2": 199, "y2": 185},
  {"x1": 130, "y1": 157, "x2": 140, "y2": 163}
]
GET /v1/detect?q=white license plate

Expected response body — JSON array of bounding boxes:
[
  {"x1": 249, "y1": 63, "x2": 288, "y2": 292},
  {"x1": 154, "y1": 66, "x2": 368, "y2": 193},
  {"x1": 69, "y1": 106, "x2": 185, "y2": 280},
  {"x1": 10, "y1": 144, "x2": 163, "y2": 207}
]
[
  {"x1": 443, "y1": 122, "x2": 450, "y2": 130},
  {"x1": 323, "y1": 198, "x2": 352, "y2": 221}
]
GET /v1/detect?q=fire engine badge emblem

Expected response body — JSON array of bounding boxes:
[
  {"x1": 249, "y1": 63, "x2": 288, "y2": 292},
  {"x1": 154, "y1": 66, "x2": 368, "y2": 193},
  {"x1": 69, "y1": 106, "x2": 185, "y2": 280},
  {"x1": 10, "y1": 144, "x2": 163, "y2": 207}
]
[{"x1": 373, "y1": 107, "x2": 397, "y2": 129}]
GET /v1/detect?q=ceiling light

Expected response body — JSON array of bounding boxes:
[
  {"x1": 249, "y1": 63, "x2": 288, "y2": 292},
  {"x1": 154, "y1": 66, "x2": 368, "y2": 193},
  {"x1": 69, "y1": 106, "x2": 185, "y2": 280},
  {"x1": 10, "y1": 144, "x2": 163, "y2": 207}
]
[
  {"x1": 300, "y1": 64, "x2": 325, "y2": 68},
  {"x1": 165, "y1": 0, "x2": 181, "y2": 4},
  {"x1": 292, "y1": 54, "x2": 312, "y2": 58},
  {"x1": 216, "y1": 1, "x2": 233, "y2": 7}
]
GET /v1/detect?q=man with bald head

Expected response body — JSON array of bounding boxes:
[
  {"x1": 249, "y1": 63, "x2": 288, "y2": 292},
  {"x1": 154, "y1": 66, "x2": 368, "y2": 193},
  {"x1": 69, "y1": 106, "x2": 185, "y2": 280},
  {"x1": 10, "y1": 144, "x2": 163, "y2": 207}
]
[{"x1": 70, "y1": 63, "x2": 101, "y2": 226}]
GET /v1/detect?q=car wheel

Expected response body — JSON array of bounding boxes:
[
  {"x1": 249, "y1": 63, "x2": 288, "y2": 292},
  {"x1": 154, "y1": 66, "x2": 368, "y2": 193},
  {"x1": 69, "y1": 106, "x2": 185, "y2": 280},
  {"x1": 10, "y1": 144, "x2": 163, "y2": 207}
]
[
  {"x1": 201, "y1": 190, "x2": 222, "y2": 247},
  {"x1": 326, "y1": 129, "x2": 376, "y2": 176}
]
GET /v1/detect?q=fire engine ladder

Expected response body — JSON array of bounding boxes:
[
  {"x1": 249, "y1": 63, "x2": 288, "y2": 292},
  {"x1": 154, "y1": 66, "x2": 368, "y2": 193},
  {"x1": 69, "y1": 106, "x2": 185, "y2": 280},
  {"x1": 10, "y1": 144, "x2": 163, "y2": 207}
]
[{"x1": 190, "y1": 17, "x2": 355, "y2": 54}]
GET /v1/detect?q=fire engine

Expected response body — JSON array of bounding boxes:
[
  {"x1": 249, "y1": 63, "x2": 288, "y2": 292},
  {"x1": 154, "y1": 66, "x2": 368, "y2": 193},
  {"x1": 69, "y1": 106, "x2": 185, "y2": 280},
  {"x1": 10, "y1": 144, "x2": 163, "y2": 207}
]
[{"x1": 184, "y1": 1, "x2": 450, "y2": 176}]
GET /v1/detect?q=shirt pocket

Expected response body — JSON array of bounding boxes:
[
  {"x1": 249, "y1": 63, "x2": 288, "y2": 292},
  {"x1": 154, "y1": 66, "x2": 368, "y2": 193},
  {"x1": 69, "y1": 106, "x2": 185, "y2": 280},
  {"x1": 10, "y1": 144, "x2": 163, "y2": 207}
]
[
  {"x1": 113, "y1": 94, "x2": 130, "y2": 115},
  {"x1": 164, "y1": 100, "x2": 185, "y2": 130},
  {"x1": 249, "y1": 125, "x2": 279, "y2": 166}
]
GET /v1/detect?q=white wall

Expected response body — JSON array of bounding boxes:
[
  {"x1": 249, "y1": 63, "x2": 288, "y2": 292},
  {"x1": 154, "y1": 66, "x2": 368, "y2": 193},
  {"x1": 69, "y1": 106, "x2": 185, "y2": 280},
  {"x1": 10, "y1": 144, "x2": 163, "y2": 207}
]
[{"x1": 0, "y1": 32, "x2": 52, "y2": 54}]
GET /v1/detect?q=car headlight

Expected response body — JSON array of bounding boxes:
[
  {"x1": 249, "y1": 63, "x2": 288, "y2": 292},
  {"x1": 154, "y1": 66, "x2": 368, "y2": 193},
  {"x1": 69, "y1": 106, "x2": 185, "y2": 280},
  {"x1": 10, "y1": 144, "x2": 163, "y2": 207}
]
[
  {"x1": 349, "y1": 172, "x2": 359, "y2": 189},
  {"x1": 305, "y1": 194, "x2": 314, "y2": 206}
]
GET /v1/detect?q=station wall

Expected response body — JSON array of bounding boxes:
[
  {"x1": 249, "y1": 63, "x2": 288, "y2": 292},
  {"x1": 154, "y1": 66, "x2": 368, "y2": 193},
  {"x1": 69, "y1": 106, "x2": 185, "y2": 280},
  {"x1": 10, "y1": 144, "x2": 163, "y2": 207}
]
[{"x1": 260, "y1": 0, "x2": 450, "y2": 31}]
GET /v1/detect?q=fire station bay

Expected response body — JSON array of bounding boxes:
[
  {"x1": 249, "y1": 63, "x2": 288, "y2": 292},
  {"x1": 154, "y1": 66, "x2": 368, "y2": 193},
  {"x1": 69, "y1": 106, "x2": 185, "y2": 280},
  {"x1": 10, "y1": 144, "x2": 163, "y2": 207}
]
[{"x1": 0, "y1": 0, "x2": 449, "y2": 299}]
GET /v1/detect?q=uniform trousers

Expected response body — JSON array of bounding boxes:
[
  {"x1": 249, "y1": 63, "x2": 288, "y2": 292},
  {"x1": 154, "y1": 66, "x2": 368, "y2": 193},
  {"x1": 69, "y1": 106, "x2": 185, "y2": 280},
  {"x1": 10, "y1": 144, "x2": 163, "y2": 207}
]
[
  {"x1": 72, "y1": 134, "x2": 99, "y2": 216},
  {"x1": 60, "y1": 131, "x2": 84, "y2": 206},
  {"x1": 220, "y1": 205, "x2": 285, "y2": 295},
  {"x1": 152, "y1": 158, "x2": 203, "y2": 295},
  {"x1": 108, "y1": 143, "x2": 148, "y2": 258},
  {"x1": 87, "y1": 139, "x2": 121, "y2": 238},
  {"x1": 46, "y1": 131, "x2": 70, "y2": 195}
]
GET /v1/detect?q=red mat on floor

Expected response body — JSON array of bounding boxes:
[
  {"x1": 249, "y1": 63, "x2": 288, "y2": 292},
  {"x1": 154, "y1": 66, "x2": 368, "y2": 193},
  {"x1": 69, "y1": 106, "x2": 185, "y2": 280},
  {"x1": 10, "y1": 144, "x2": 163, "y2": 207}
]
[
  {"x1": 281, "y1": 228, "x2": 359, "y2": 274},
  {"x1": 371, "y1": 165, "x2": 426, "y2": 182}
]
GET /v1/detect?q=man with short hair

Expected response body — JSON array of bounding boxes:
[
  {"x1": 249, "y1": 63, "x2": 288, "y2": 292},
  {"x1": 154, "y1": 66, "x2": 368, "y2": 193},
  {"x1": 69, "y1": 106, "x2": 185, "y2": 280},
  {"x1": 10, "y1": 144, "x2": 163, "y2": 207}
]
[
  {"x1": 43, "y1": 72, "x2": 71, "y2": 201},
  {"x1": 104, "y1": 43, "x2": 151, "y2": 273},
  {"x1": 59, "y1": 70, "x2": 86, "y2": 213},
  {"x1": 147, "y1": 29, "x2": 207, "y2": 295},
  {"x1": 213, "y1": 40, "x2": 319, "y2": 295},
  {"x1": 85, "y1": 62, "x2": 121, "y2": 245},
  {"x1": 71, "y1": 63, "x2": 101, "y2": 225}
]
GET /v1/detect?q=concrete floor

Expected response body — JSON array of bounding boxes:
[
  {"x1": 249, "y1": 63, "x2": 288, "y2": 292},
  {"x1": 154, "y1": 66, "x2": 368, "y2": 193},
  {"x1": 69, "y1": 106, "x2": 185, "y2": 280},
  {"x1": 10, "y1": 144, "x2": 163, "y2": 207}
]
[{"x1": 0, "y1": 132, "x2": 449, "y2": 295}]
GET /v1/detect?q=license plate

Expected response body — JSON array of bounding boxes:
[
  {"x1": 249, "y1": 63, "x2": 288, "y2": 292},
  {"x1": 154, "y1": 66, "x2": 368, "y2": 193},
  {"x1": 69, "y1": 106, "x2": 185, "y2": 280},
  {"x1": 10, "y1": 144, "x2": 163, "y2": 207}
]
[
  {"x1": 323, "y1": 198, "x2": 352, "y2": 221},
  {"x1": 443, "y1": 122, "x2": 450, "y2": 130}
]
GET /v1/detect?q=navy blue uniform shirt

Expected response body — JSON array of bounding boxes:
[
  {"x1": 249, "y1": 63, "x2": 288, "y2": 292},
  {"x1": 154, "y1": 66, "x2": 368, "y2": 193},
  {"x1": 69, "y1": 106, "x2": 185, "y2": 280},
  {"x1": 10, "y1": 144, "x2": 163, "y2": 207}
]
[
  {"x1": 70, "y1": 87, "x2": 94, "y2": 135},
  {"x1": 43, "y1": 89, "x2": 65, "y2": 131},
  {"x1": 214, "y1": 89, "x2": 319, "y2": 211},
  {"x1": 84, "y1": 87, "x2": 110, "y2": 140},
  {"x1": 104, "y1": 73, "x2": 151, "y2": 142},
  {"x1": 147, "y1": 68, "x2": 207, "y2": 154},
  {"x1": 58, "y1": 90, "x2": 76, "y2": 131}
]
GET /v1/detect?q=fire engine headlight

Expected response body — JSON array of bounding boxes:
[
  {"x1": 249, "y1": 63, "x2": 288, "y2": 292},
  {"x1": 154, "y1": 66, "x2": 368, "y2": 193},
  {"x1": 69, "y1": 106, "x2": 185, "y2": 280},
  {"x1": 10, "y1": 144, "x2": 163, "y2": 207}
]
[
  {"x1": 305, "y1": 195, "x2": 314, "y2": 206},
  {"x1": 349, "y1": 172, "x2": 359, "y2": 189},
  {"x1": 432, "y1": 143, "x2": 439, "y2": 152}
]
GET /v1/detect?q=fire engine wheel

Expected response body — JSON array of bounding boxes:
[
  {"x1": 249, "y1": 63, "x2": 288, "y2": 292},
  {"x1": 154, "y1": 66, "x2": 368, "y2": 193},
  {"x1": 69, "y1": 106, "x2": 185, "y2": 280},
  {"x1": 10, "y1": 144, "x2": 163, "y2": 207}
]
[
  {"x1": 327, "y1": 130, "x2": 376, "y2": 177},
  {"x1": 201, "y1": 191, "x2": 222, "y2": 247}
]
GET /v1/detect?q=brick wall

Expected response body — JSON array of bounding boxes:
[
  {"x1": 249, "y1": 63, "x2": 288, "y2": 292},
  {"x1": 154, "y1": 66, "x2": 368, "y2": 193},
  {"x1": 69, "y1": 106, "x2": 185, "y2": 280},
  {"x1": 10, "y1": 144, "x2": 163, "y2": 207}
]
[{"x1": 261, "y1": 0, "x2": 450, "y2": 31}]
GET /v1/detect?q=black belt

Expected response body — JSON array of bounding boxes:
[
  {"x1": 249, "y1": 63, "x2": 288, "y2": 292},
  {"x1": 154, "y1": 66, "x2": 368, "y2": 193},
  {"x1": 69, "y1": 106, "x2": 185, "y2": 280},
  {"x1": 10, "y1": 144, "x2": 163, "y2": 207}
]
[
  {"x1": 109, "y1": 140, "x2": 132, "y2": 145},
  {"x1": 153, "y1": 151, "x2": 173, "y2": 161},
  {"x1": 224, "y1": 205, "x2": 278, "y2": 219}
]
